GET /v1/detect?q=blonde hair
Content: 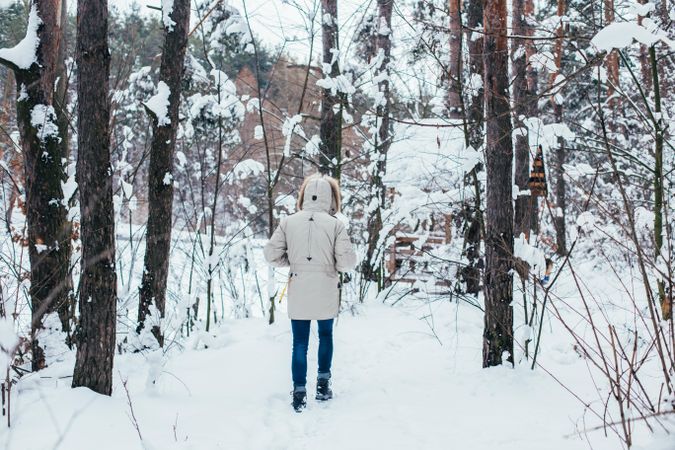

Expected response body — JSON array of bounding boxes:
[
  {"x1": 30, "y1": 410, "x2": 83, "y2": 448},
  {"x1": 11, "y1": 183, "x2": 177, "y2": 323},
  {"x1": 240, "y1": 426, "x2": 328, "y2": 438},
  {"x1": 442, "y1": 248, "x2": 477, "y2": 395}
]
[{"x1": 297, "y1": 173, "x2": 342, "y2": 214}]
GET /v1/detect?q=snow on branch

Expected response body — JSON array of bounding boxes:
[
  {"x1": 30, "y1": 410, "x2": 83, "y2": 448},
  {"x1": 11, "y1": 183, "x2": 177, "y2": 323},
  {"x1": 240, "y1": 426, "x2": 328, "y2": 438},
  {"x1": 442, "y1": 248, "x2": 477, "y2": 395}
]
[
  {"x1": 282, "y1": 114, "x2": 305, "y2": 157},
  {"x1": 591, "y1": 21, "x2": 675, "y2": 52},
  {"x1": 232, "y1": 159, "x2": 264, "y2": 180},
  {"x1": 0, "y1": 5, "x2": 42, "y2": 71},
  {"x1": 316, "y1": 72, "x2": 356, "y2": 96}
]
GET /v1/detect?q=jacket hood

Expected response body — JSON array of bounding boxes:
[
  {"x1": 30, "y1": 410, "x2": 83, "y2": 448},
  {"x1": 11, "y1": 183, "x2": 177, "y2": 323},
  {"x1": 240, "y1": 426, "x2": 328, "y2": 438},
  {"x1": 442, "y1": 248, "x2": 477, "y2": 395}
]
[{"x1": 302, "y1": 177, "x2": 334, "y2": 213}]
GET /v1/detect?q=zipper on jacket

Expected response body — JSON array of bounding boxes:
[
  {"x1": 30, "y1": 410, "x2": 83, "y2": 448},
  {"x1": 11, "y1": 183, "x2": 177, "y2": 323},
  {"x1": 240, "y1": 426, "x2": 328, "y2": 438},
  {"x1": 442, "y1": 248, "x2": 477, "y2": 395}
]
[{"x1": 306, "y1": 213, "x2": 314, "y2": 261}]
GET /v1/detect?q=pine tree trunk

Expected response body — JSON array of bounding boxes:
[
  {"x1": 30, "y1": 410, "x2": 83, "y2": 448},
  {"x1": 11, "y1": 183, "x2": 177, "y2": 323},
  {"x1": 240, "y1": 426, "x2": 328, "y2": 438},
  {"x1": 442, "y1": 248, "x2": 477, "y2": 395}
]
[
  {"x1": 447, "y1": 0, "x2": 463, "y2": 119},
  {"x1": 482, "y1": 0, "x2": 514, "y2": 367},
  {"x1": 54, "y1": 0, "x2": 75, "y2": 338},
  {"x1": 319, "y1": 0, "x2": 342, "y2": 178},
  {"x1": 655, "y1": 0, "x2": 672, "y2": 101},
  {"x1": 524, "y1": 0, "x2": 539, "y2": 235},
  {"x1": 604, "y1": 0, "x2": 620, "y2": 112},
  {"x1": 551, "y1": 0, "x2": 567, "y2": 256},
  {"x1": 466, "y1": 0, "x2": 484, "y2": 152},
  {"x1": 460, "y1": 0, "x2": 484, "y2": 295},
  {"x1": 363, "y1": 0, "x2": 393, "y2": 288},
  {"x1": 72, "y1": 0, "x2": 117, "y2": 395},
  {"x1": 512, "y1": 0, "x2": 536, "y2": 245},
  {"x1": 636, "y1": 0, "x2": 652, "y2": 91},
  {"x1": 0, "y1": 0, "x2": 74, "y2": 371},
  {"x1": 138, "y1": 0, "x2": 191, "y2": 347},
  {"x1": 650, "y1": 45, "x2": 669, "y2": 320},
  {"x1": 1, "y1": 70, "x2": 23, "y2": 232}
]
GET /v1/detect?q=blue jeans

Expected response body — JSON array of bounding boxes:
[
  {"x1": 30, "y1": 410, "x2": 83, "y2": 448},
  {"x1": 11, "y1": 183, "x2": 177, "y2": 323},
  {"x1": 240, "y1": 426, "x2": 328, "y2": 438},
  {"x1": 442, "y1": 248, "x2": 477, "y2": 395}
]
[{"x1": 291, "y1": 319, "x2": 333, "y2": 390}]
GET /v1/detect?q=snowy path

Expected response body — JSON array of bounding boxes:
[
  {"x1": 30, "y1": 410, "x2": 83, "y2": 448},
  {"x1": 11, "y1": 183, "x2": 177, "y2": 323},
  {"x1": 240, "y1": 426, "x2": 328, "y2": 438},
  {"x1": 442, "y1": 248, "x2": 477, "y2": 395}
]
[{"x1": 1, "y1": 302, "x2": 631, "y2": 450}]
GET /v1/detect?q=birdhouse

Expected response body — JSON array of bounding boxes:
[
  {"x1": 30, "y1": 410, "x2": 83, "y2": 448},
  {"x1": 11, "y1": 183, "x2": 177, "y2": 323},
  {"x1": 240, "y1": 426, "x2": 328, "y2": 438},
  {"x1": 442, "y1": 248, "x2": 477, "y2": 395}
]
[{"x1": 528, "y1": 145, "x2": 547, "y2": 198}]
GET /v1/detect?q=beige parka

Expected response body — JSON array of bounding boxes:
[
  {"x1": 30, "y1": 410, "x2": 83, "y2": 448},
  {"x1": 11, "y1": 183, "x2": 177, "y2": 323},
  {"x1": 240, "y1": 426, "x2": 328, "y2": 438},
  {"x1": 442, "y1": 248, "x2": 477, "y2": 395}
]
[{"x1": 263, "y1": 176, "x2": 357, "y2": 320}]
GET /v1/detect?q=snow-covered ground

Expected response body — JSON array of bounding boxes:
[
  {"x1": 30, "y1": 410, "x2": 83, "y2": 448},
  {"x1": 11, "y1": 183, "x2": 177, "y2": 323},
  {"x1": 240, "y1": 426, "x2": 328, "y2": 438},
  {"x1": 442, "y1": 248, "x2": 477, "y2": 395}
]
[
  {"x1": 2, "y1": 257, "x2": 672, "y2": 450},
  {"x1": 0, "y1": 121, "x2": 671, "y2": 448}
]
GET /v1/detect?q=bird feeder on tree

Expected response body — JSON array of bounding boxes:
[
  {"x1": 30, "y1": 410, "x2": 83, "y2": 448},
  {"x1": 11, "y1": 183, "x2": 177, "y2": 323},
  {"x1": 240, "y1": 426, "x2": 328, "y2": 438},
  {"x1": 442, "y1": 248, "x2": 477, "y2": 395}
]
[{"x1": 528, "y1": 145, "x2": 547, "y2": 198}]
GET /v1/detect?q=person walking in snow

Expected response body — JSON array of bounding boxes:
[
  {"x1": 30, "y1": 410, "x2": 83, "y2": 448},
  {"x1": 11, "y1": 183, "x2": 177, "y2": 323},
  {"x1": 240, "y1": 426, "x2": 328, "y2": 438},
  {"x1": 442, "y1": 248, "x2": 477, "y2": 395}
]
[{"x1": 264, "y1": 173, "x2": 357, "y2": 412}]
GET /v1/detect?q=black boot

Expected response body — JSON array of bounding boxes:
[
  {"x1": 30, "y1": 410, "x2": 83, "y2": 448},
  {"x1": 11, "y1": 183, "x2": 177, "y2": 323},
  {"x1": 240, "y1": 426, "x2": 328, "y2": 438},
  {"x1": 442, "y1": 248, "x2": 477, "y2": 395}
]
[
  {"x1": 316, "y1": 378, "x2": 333, "y2": 401},
  {"x1": 292, "y1": 389, "x2": 307, "y2": 412}
]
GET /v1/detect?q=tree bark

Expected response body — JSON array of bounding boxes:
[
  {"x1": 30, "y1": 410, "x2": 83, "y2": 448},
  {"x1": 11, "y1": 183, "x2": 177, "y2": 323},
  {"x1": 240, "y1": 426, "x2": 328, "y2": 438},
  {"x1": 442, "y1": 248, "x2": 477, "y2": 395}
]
[
  {"x1": 604, "y1": 0, "x2": 620, "y2": 112},
  {"x1": 466, "y1": 0, "x2": 484, "y2": 152},
  {"x1": 447, "y1": 0, "x2": 463, "y2": 119},
  {"x1": 551, "y1": 0, "x2": 567, "y2": 256},
  {"x1": 655, "y1": 0, "x2": 672, "y2": 101},
  {"x1": 650, "y1": 45, "x2": 668, "y2": 320},
  {"x1": 512, "y1": 0, "x2": 537, "y2": 245},
  {"x1": 54, "y1": 0, "x2": 75, "y2": 338},
  {"x1": 72, "y1": 0, "x2": 117, "y2": 395},
  {"x1": 319, "y1": 0, "x2": 342, "y2": 178},
  {"x1": 524, "y1": 0, "x2": 539, "y2": 235},
  {"x1": 459, "y1": 0, "x2": 484, "y2": 295},
  {"x1": 482, "y1": 0, "x2": 514, "y2": 367},
  {"x1": 138, "y1": 0, "x2": 191, "y2": 347},
  {"x1": 0, "y1": 0, "x2": 74, "y2": 371}
]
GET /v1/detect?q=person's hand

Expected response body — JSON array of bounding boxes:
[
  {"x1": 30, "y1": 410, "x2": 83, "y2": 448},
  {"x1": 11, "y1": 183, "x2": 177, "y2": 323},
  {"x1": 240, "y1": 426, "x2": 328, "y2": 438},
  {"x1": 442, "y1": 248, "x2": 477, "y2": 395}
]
[{"x1": 341, "y1": 272, "x2": 352, "y2": 284}]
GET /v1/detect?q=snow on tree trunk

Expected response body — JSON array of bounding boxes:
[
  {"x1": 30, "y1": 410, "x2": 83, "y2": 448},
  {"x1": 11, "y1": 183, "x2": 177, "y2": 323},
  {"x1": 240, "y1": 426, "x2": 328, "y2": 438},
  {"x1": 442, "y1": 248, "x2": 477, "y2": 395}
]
[
  {"x1": 72, "y1": 0, "x2": 117, "y2": 395},
  {"x1": 512, "y1": 0, "x2": 538, "y2": 261},
  {"x1": 0, "y1": 0, "x2": 74, "y2": 371},
  {"x1": 482, "y1": 0, "x2": 514, "y2": 368},
  {"x1": 319, "y1": 0, "x2": 342, "y2": 178},
  {"x1": 363, "y1": 0, "x2": 393, "y2": 289},
  {"x1": 137, "y1": 0, "x2": 191, "y2": 348}
]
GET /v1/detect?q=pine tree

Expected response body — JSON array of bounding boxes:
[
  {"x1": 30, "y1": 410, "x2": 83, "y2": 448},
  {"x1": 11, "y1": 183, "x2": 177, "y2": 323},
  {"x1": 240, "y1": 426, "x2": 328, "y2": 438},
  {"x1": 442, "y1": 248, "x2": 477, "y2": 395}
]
[
  {"x1": 319, "y1": 0, "x2": 342, "y2": 178},
  {"x1": 512, "y1": 0, "x2": 538, "y2": 245},
  {"x1": 363, "y1": 0, "x2": 393, "y2": 290},
  {"x1": 137, "y1": 0, "x2": 191, "y2": 347},
  {"x1": 0, "y1": 0, "x2": 74, "y2": 371},
  {"x1": 72, "y1": 0, "x2": 117, "y2": 395},
  {"x1": 482, "y1": 0, "x2": 514, "y2": 368},
  {"x1": 551, "y1": 0, "x2": 567, "y2": 256},
  {"x1": 447, "y1": 0, "x2": 462, "y2": 119},
  {"x1": 460, "y1": 0, "x2": 484, "y2": 295}
]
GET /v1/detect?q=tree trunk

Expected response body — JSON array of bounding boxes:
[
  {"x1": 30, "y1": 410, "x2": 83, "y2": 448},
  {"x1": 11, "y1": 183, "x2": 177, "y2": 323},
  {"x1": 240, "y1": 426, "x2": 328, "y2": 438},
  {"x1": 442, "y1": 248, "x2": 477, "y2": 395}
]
[
  {"x1": 512, "y1": 0, "x2": 537, "y2": 245},
  {"x1": 459, "y1": 0, "x2": 484, "y2": 295},
  {"x1": 138, "y1": 0, "x2": 191, "y2": 347},
  {"x1": 319, "y1": 0, "x2": 342, "y2": 178},
  {"x1": 0, "y1": 0, "x2": 74, "y2": 371},
  {"x1": 551, "y1": 0, "x2": 567, "y2": 256},
  {"x1": 655, "y1": 0, "x2": 672, "y2": 101},
  {"x1": 54, "y1": 0, "x2": 75, "y2": 339},
  {"x1": 1, "y1": 70, "x2": 24, "y2": 233},
  {"x1": 447, "y1": 0, "x2": 463, "y2": 119},
  {"x1": 650, "y1": 45, "x2": 669, "y2": 320},
  {"x1": 636, "y1": 0, "x2": 651, "y2": 91},
  {"x1": 482, "y1": 0, "x2": 514, "y2": 367},
  {"x1": 363, "y1": 0, "x2": 393, "y2": 289},
  {"x1": 72, "y1": 0, "x2": 117, "y2": 395},
  {"x1": 524, "y1": 0, "x2": 539, "y2": 235},
  {"x1": 604, "y1": 0, "x2": 620, "y2": 112}
]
